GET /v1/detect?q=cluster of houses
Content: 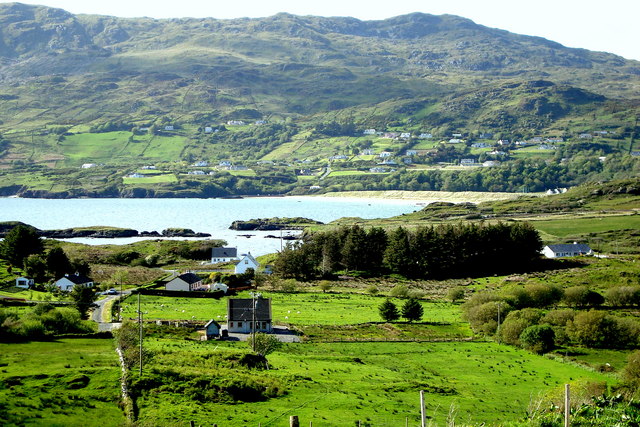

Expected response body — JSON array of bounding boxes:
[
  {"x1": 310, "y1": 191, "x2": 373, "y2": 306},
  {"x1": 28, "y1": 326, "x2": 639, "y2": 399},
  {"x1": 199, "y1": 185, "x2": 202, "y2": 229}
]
[{"x1": 15, "y1": 273, "x2": 94, "y2": 291}]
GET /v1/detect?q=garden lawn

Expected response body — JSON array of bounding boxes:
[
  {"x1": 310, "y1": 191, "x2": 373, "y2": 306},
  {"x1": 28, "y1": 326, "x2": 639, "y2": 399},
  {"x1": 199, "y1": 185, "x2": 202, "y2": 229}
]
[
  {"x1": 0, "y1": 338, "x2": 125, "y2": 426},
  {"x1": 133, "y1": 339, "x2": 613, "y2": 426}
]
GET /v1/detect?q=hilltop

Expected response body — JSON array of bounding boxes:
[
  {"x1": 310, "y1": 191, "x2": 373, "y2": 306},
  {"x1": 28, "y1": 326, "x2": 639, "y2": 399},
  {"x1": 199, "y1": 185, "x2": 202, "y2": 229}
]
[{"x1": 0, "y1": 3, "x2": 638, "y2": 197}]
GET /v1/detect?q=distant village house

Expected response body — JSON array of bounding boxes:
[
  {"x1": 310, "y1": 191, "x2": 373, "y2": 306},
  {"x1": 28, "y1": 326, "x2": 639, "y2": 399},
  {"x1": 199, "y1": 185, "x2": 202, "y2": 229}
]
[{"x1": 227, "y1": 297, "x2": 273, "y2": 333}]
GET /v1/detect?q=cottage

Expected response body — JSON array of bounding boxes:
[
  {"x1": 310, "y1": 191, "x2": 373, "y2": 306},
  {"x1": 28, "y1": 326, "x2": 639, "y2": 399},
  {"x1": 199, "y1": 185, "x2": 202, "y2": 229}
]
[
  {"x1": 164, "y1": 125, "x2": 174, "y2": 131},
  {"x1": 15, "y1": 277, "x2": 34, "y2": 289},
  {"x1": 460, "y1": 159, "x2": 476, "y2": 166},
  {"x1": 235, "y1": 253, "x2": 259, "y2": 274},
  {"x1": 227, "y1": 120, "x2": 245, "y2": 126},
  {"x1": 448, "y1": 138, "x2": 462, "y2": 144},
  {"x1": 418, "y1": 133, "x2": 433, "y2": 139},
  {"x1": 227, "y1": 297, "x2": 273, "y2": 333},
  {"x1": 54, "y1": 274, "x2": 93, "y2": 291},
  {"x1": 81, "y1": 163, "x2": 97, "y2": 169},
  {"x1": 211, "y1": 247, "x2": 238, "y2": 263},
  {"x1": 542, "y1": 243, "x2": 592, "y2": 258},
  {"x1": 361, "y1": 149, "x2": 375, "y2": 155},
  {"x1": 363, "y1": 129, "x2": 376, "y2": 135},
  {"x1": 204, "y1": 320, "x2": 222, "y2": 339},
  {"x1": 165, "y1": 273, "x2": 205, "y2": 292},
  {"x1": 204, "y1": 127, "x2": 213, "y2": 133},
  {"x1": 379, "y1": 151, "x2": 393, "y2": 158},
  {"x1": 255, "y1": 120, "x2": 267, "y2": 125},
  {"x1": 471, "y1": 142, "x2": 490, "y2": 148},
  {"x1": 400, "y1": 132, "x2": 411, "y2": 139}
]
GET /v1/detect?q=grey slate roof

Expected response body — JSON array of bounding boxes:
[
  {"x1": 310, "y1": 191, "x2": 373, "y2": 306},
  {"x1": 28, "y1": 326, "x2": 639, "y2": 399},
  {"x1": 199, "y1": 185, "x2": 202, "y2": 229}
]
[
  {"x1": 546, "y1": 244, "x2": 592, "y2": 253},
  {"x1": 227, "y1": 298, "x2": 272, "y2": 322},
  {"x1": 176, "y1": 272, "x2": 203, "y2": 284},
  {"x1": 212, "y1": 247, "x2": 237, "y2": 258},
  {"x1": 64, "y1": 274, "x2": 93, "y2": 284}
]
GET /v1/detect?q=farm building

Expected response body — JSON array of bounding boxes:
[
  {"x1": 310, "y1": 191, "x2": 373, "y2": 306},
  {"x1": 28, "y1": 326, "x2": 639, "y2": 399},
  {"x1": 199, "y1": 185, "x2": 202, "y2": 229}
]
[
  {"x1": 54, "y1": 274, "x2": 94, "y2": 291},
  {"x1": 165, "y1": 273, "x2": 205, "y2": 291},
  {"x1": 227, "y1": 297, "x2": 273, "y2": 333},
  {"x1": 542, "y1": 243, "x2": 593, "y2": 258}
]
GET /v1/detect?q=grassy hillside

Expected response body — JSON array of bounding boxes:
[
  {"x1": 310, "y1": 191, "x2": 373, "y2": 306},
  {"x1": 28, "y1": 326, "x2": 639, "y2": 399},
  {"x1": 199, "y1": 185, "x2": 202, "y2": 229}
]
[{"x1": 0, "y1": 3, "x2": 638, "y2": 197}]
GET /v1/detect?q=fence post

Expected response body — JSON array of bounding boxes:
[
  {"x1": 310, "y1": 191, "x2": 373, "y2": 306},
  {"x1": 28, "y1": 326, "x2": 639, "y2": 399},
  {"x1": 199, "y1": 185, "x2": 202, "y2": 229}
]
[
  {"x1": 290, "y1": 415, "x2": 299, "y2": 427},
  {"x1": 420, "y1": 390, "x2": 426, "y2": 427},
  {"x1": 564, "y1": 384, "x2": 570, "y2": 427}
]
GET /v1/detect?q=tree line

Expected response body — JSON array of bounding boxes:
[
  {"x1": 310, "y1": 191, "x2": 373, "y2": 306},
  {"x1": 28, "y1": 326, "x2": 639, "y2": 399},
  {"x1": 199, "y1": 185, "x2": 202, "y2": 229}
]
[{"x1": 273, "y1": 222, "x2": 542, "y2": 280}]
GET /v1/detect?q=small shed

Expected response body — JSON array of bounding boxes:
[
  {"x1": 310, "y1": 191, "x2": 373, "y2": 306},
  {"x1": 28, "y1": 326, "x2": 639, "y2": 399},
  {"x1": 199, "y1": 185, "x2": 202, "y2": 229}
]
[
  {"x1": 204, "y1": 320, "x2": 222, "y2": 339},
  {"x1": 15, "y1": 277, "x2": 34, "y2": 289}
]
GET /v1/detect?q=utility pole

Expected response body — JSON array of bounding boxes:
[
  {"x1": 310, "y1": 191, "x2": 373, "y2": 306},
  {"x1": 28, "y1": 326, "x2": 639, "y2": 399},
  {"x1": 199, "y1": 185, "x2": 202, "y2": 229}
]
[{"x1": 564, "y1": 384, "x2": 570, "y2": 427}]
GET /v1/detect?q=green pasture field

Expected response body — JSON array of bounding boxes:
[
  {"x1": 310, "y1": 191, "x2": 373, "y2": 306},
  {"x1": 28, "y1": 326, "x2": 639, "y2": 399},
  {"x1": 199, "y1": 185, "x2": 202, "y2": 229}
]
[
  {"x1": 227, "y1": 169, "x2": 257, "y2": 177},
  {"x1": 120, "y1": 291, "x2": 463, "y2": 325},
  {"x1": 135, "y1": 339, "x2": 611, "y2": 426},
  {"x1": 0, "y1": 339, "x2": 125, "y2": 426},
  {"x1": 122, "y1": 173, "x2": 178, "y2": 185},
  {"x1": 328, "y1": 170, "x2": 369, "y2": 177},
  {"x1": 59, "y1": 132, "x2": 185, "y2": 166},
  {"x1": 529, "y1": 214, "x2": 640, "y2": 239}
]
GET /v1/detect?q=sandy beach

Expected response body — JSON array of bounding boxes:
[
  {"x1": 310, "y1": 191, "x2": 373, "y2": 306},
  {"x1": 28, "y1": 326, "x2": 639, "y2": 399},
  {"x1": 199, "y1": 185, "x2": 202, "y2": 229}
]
[{"x1": 308, "y1": 190, "x2": 536, "y2": 204}]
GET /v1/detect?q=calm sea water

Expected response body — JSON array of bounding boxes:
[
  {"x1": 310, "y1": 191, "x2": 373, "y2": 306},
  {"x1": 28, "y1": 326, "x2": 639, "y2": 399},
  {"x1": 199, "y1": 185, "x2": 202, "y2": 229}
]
[{"x1": 0, "y1": 197, "x2": 423, "y2": 255}]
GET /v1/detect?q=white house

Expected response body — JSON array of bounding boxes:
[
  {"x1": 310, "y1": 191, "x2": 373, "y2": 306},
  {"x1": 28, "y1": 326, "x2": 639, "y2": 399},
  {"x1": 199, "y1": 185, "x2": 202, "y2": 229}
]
[
  {"x1": 211, "y1": 247, "x2": 238, "y2": 263},
  {"x1": 164, "y1": 125, "x2": 174, "y2": 131},
  {"x1": 165, "y1": 273, "x2": 205, "y2": 292},
  {"x1": 542, "y1": 243, "x2": 593, "y2": 258},
  {"x1": 227, "y1": 297, "x2": 273, "y2": 333},
  {"x1": 81, "y1": 163, "x2": 97, "y2": 169},
  {"x1": 15, "y1": 277, "x2": 34, "y2": 289},
  {"x1": 363, "y1": 129, "x2": 376, "y2": 135},
  {"x1": 400, "y1": 132, "x2": 411, "y2": 139},
  {"x1": 379, "y1": 151, "x2": 393, "y2": 158},
  {"x1": 204, "y1": 127, "x2": 213, "y2": 133},
  {"x1": 448, "y1": 138, "x2": 462, "y2": 144},
  {"x1": 54, "y1": 274, "x2": 94, "y2": 291},
  {"x1": 235, "y1": 253, "x2": 259, "y2": 274}
]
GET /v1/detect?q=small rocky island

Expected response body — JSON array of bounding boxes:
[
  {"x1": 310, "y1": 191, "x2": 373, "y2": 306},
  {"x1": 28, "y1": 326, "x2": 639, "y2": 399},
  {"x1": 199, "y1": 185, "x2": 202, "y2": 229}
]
[
  {"x1": 229, "y1": 217, "x2": 323, "y2": 231},
  {"x1": 0, "y1": 222, "x2": 211, "y2": 238}
]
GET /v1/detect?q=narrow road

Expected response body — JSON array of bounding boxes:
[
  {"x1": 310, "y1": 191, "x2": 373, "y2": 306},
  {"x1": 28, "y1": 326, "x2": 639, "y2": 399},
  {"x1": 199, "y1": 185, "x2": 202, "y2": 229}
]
[{"x1": 92, "y1": 293, "x2": 126, "y2": 331}]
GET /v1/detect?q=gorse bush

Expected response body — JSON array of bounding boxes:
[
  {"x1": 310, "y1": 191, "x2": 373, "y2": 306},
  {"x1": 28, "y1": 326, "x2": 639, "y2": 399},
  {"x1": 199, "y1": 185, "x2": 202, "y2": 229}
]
[{"x1": 0, "y1": 304, "x2": 94, "y2": 341}]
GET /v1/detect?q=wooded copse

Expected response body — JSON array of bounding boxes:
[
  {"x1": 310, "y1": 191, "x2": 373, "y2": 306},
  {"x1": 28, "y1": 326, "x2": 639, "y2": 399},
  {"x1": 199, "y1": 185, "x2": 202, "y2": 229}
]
[{"x1": 273, "y1": 222, "x2": 542, "y2": 280}]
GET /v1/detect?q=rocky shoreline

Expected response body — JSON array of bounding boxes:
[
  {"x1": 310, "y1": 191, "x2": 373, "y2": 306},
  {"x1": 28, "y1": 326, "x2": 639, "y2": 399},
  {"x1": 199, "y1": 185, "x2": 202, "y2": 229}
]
[
  {"x1": 229, "y1": 217, "x2": 323, "y2": 231},
  {"x1": 0, "y1": 222, "x2": 211, "y2": 239}
]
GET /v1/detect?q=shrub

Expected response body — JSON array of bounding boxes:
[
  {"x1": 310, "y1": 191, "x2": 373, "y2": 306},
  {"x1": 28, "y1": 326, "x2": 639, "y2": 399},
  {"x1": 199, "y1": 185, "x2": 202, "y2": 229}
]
[
  {"x1": 605, "y1": 286, "x2": 640, "y2": 307},
  {"x1": 498, "y1": 308, "x2": 543, "y2": 345},
  {"x1": 563, "y1": 286, "x2": 604, "y2": 308},
  {"x1": 279, "y1": 279, "x2": 298, "y2": 293},
  {"x1": 623, "y1": 350, "x2": 640, "y2": 392},
  {"x1": 466, "y1": 301, "x2": 511, "y2": 335},
  {"x1": 389, "y1": 285, "x2": 409, "y2": 298},
  {"x1": 520, "y1": 325, "x2": 555, "y2": 354},
  {"x1": 365, "y1": 285, "x2": 379, "y2": 295},
  {"x1": 318, "y1": 280, "x2": 333, "y2": 293},
  {"x1": 447, "y1": 287, "x2": 465, "y2": 303},
  {"x1": 542, "y1": 309, "x2": 576, "y2": 326},
  {"x1": 567, "y1": 310, "x2": 624, "y2": 348}
]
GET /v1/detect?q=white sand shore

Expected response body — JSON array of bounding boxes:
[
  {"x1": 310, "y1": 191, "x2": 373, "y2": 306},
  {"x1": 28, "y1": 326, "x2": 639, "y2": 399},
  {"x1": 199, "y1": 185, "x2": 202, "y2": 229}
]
[{"x1": 306, "y1": 190, "x2": 536, "y2": 204}]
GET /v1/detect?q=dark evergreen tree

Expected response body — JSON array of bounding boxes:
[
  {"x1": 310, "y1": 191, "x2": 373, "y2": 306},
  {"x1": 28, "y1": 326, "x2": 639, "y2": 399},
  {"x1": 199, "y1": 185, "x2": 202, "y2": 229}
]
[
  {"x1": 364, "y1": 227, "x2": 388, "y2": 272},
  {"x1": 401, "y1": 298, "x2": 424, "y2": 322},
  {"x1": 0, "y1": 225, "x2": 44, "y2": 266},
  {"x1": 384, "y1": 227, "x2": 412, "y2": 273},
  {"x1": 46, "y1": 247, "x2": 72, "y2": 279},
  {"x1": 341, "y1": 225, "x2": 368, "y2": 271},
  {"x1": 379, "y1": 299, "x2": 400, "y2": 322}
]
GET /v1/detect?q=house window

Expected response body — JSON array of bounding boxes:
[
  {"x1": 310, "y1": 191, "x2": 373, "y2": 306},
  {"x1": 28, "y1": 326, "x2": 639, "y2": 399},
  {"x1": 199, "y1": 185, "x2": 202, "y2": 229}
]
[
  {"x1": 245, "y1": 260, "x2": 248, "y2": 264},
  {"x1": 229, "y1": 322, "x2": 233, "y2": 327},
  {"x1": 262, "y1": 322, "x2": 267, "y2": 329}
]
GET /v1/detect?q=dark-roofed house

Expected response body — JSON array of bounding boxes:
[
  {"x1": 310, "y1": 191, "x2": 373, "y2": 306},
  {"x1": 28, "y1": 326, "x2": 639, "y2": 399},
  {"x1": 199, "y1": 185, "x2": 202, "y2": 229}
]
[
  {"x1": 211, "y1": 247, "x2": 238, "y2": 263},
  {"x1": 227, "y1": 297, "x2": 272, "y2": 334},
  {"x1": 54, "y1": 274, "x2": 94, "y2": 291},
  {"x1": 165, "y1": 273, "x2": 205, "y2": 292},
  {"x1": 542, "y1": 243, "x2": 593, "y2": 258}
]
